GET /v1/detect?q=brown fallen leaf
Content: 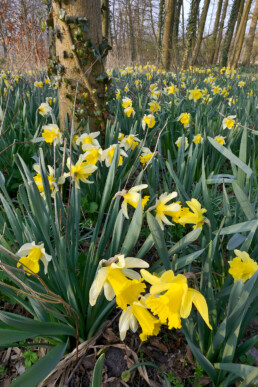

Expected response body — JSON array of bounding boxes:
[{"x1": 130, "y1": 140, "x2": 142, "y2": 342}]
[{"x1": 149, "y1": 338, "x2": 168, "y2": 353}]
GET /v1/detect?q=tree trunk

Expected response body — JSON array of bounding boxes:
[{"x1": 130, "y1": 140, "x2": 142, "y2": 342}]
[
  {"x1": 209, "y1": 0, "x2": 223, "y2": 63},
  {"x1": 181, "y1": 0, "x2": 200, "y2": 68},
  {"x1": 242, "y1": 0, "x2": 258, "y2": 65},
  {"x1": 101, "y1": 0, "x2": 109, "y2": 40},
  {"x1": 230, "y1": 0, "x2": 253, "y2": 68},
  {"x1": 213, "y1": 0, "x2": 228, "y2": 64},
  {"x1": 157, "y1": 0, "x2": 165, "y2": 64},
  {"x1": 161, "y1": 0, "x2": 176, "y2": 69},
  {"x1": 52, "y1": 0, "x2": 109, "y2": 132},
  {"x1": 127, "y1": 0, "x2": 136, "y2": 62},
  {"x1": 190, "y1": 0, "x2": 210, "y2": 65},
  {"x1": 173, "y1": 0, "x2": 182, "y2": 63},
  {"x1": 220, "y1": 0, "x2": 241, "y2": 67}
]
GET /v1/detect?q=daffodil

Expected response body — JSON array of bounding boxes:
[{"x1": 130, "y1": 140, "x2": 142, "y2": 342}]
[
  {"x1": 178, "y1": 198, "x2": 207, "y2": 230},
  {"x1": 139, "y1": 147, "x2": 154, "y2": 166},
  {"x1": 38, "y1": 102, "x2": 52, "y2": 117},
  {"x1": 101, "y1": 145, "x2": 127, "y2": 167},
  {"x1": 229, "y1": 250, "x2": 258, "y2": 283},
  {"x1": 119, "y1": 301, "x2": 161, "y2": 341},
  {"x1": 33, "y1": 164, "x2": 58, "y2": 199},
  {"x1": 165, "y1": 83, "x2": 179, "y2": 95},
  {"x1": 118, "y1": 132, "x2": 125, "y2": 141},
  {"x1": 188, "y1": 88, "x2": 202, "y2": 101},
  {"x1": 214, "y1": 135, "x2": 226, "y2": 145},
  {"x1": 124, "y1": 106, "x2": 135, "y2": 117},
  {"x1": 116, "y1": 89, "x2": 121, "y2": 99},
  {"x1": 82, "y1": 144, "x2": 102, "y2": 165},
  {"x1": 120, "y1": 134, "x2": 140, "y2": 150},
  {"x1": 150, "y1": 88, "x2": 161, "y2": 99},
  {"x1": 17, "y1": 242, "x2": 52, "y2": 275},
  {"x1": 222, "y1": 115, "x2": 236, "y2": 130},
  {"x1": 238, "y1": 81, "x2": 246, "y2": 87},
  {"x1": 116, "y1": 184, "x2": 149, "y2": 219},
  {"x1": 193, "y1": 134, "x2": 203, "y2": 144},
  {"x1": 64, "y1": 156, "x2": 97, "y2": 189},
  {"x1": 122, "y1": 97, "x2": 132, "y2": 109},
  {"x1": 142, "y1": 114, "x2": 155, "y2": 130},
  {"x1": 42, "y1": 124, "x2": 63, "y2": 145},
  {"x1": 76, "y1": 132, "x2": 100, "y2": 149},
  {"x1": 89, "y1": 254, "x2": 149, "y2": 309},
  {"x1": 34, "y1": 81, "x2": 43, "y2": 88},
  {"x1": 177, "y1": 113, "x2": 190, "y2": 128},
  {"x1": 154, "y1": 192, "x2": 181, "y2": 229},
  {"x1": 148, "y1": 100, "x2": 161, "y2": 113},
  {"x1": 175, "y1": 136, "x2": 189, "y2": 150},
  {"x1": 141, "y1": 269, "x2": 212, "y2": 330}
]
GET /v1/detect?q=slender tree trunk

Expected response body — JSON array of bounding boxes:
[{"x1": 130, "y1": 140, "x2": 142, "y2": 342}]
[
  {"x1": 157, "y1": 0, "x2": 165, "y2": 64},
  {"x1": 231, "y1": 0, "x2": 253, "y2": 68},
  {"x1": 127, "y1": 0, "x2": 136, "y2": 62},
  {"x1": 242, "y1": 0, "x2": 258, "y2": 65},
  {"x1": 190, "y1": 0, "x2": 210, "y2": 65},
  {"x1": 161, "y1": 0, "x2": 176, "y2": 69},
  {"x1": 209, "y1": 0, "x2": 223, "y2": 63},
  {"x1": 101, "y1": 0, "x2": 109, "y2": 40},
  {"x1": 181, "y1": 0, "x2": 200, "y2": 68},
  {"x1": 213, "y1": 0, "x2": 228, "y2": 63},
  {"x1": 173, "y1": 0, "x2": 182, "y2": 65},
  {"x1": 52, "y1": 0, "x2": 109, "y2": 132},
  {"x1": 220, "y1": 0, "x2": 241, "y2": 67}
]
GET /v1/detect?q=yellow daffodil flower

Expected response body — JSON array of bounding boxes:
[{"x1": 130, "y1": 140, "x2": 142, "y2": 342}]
[
  {"x1": 17, "y1": 242, "x2": 52, "y2": 275},
  {"x1": 193, "y1": 134, "x2": 203, "y2": 144},
  {"x1": 214, "y1": 135, "x2": 226, "y2": 145},
  {"x1": 42, "y1": 124, "x2": 63, "y2": 145},
  {"x1": 222, "y1": 115, "x2": 236, "y2": 130},
  {"x1": 64, "y1": 156, "x2": 97, "y2": 189},
  {"x1": 38, "y1": 102, "x2": 52, "y2": 117},
  {"x1": 116, "y1": 184, "x2": 149, "y2": 219},
  {"x1": 101, "y1": 144, "x2": 127, "y2": 167},
  {"x1": 141, "y1": 269, "x2": 212, "y2": 330},
  {"x1": 165, "y1": 83, "x2": 179, "y2": 95},
  {"x1": 229, "y1": 250, "x2": 258, "y2": 283},
  {"x1": 82, "y1": 144, "x2": 102, "y2": 165},
  {"x1": 122, "y1": 97, "x2": 132, "y2": 109},
  {"x1": 76, "y1": 132, "x2": 100, "y2": 149},
  {"x1": 142, "y1": 114, "x2": 155, "y2": 130},
  {"x1": 33, "y1": 164, "x2": 58, "y2": 199},
  {"x1": 139, "y1": 147, "x2": 154, "y2": 166},
  {"x1": 120, "y1": 134, "x2": 140, "y2": 150},
  {"x1": 175, "y1": 136, "x2": 189, "y2": 150},
  {"x1": 124, "y1": 106, "x2": 135, "y2": 117},
  {"x1": 177, "y1": 113, "x2": 191, "y2": 128},
  {"x1": 188, "y1": 88, "x2": 202, "y2": 101},
  {"x1": 178, "y1": 198, "x2": 207, "y2": 230},
  {"x1": 34, "y1": 81, "x2": 43, "y2": 88},
  {"x1": 238, "y1": 81, "x2": 246, "y2": 87},
  {"x1": 154, "y1": 192, "x2": 181, "y2": 229},
  {"x1": 116, "y1": 89, "x2": 121, "y2": 99},
  {"x1": 148, "y1": 100, "x2": 161, "y2": 113},
  {"x1": 89, "y1": 254, "x2": 149, "y2": 308},
  {"x1": 119, "y1": 300, "x2": 161, "y2": 341}
]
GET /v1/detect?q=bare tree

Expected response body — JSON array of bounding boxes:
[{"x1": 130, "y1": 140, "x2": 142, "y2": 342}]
[{"x1": 242, "y1": 0, "x2": 258, "y2": 65}]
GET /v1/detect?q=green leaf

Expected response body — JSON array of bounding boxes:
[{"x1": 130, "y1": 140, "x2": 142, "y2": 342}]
[
  {"x1": 174, "y1": 249, "x2": 205, "y2": 271},
  {"x1": 121, "y1": 199, "x2": 143, "y2": 256},
  {"x1": 0, "y1": 312, "x2": 76, "y2": 336},
  {"x1": 216, "y1": 219, "x2": 258, "y2": 235},
  {"x1": 147, "y1": 212, "x2": 170, "y2": 270},
  {"x1": 232, "y1": 180, "x2": 255, "y2": 220},
  {"x1": 11, "y1": 341, "x2": 67, "y2": 387},
  {"x1": 0, "y1": 329, "x2": 38, "y2": 345},
  {"x1": 168, "y1": 228, "x2": 202, "y2": 256},
  {"x1": 207, "y1": 137, "x2": 253, "y2": 177},
  {"x1": 215, "y1": 362, "x2": 257, "y2": 380},
  {"x1": 91, "y1": 353, "x2": 105, "y2": 387}
]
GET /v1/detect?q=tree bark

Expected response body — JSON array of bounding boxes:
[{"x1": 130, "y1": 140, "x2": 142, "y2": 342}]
[
  {"x1": 127, "y1": 0, "x2": 136, "y2": 62},
  {"x1": 52, "y1": 0, "x2": 109, "y2": 132},
  {"x1": 173, "y1": 0, "x2": 182, "y2": 63},
  {"x1": 101, "y1": 0, "x2": 109, "y2": 40},
  {"x1": 209, "y1": 0, "x2": 223, "y2": 63},
  {"x1": 181, "y1": 0, "x2": 200, "y2": 68},
  {"x1": 161, "y1": 0, "x2": 176, "y2": 69},
  {"x1": 230, "y1": 0, "x2": 253, "y2": 68},
  {"x1": 190, "y1": 0, "x2": 210, "y2": 65},
  {"x1": 157, "y1": 0, "x2": 165, "y2": 64},
  {"x1": 242, "y1": 0, "x2": 258, "y2": 65},
  {"x1": 213, "y1": 0, "x2": 228, "y2": 64},
  {"x1": 220, "y1": 0, "x2": 241, "y2": 67}
]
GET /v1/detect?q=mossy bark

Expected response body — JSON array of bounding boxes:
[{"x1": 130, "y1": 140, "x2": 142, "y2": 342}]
[
  {"x1": 209, "y1": 0, "x2": 223, "y2": 64},
  {"x1": 51, "y1": 0, "x2": 110, "y2": 132},
  {"x1": 213, "y1": 0, "x2": 228, "y2": 64},
  {"x1": 162, "y1": 0, "x2": 176, "y2": 69},
  {"x1": 182, "y1": 0, "x2": 200, "y2": 68}
]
